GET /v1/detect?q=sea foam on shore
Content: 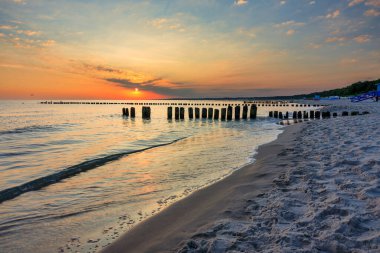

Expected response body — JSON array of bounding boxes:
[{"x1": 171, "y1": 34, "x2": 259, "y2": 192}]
[{"x1": 178, "y1": 100, "x2": 380, "y2": 253}]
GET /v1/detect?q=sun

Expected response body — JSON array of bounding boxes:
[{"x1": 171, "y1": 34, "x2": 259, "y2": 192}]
[{"x1": 135, "y1": 88, "x2": 139, "y2": 92}]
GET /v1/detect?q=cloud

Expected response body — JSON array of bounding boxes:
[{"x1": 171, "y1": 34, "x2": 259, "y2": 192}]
[
  {"x1": 365, "y1": 9, "x2": 380, "y2": 16},
  {"x1": 348, "y1": 0, "x2": 365, "y2": 7},
  {"x1": 237, "y1": 27, "x2": 256, "y2": 38},
  {"x1": 106, "y1": 78, "x2": 198, "y2": 97},
  {"x1": 12, "y1": 0, "x2": 26, "y2": 4},
  {"x1": 0, "y1": 33, "x2": 4, "y2": 37},
  {"x1": 234, "y1": 0, "x2": 248, "y2": 6},
  {"x1": 365, "y1": 0, "x2": 380, "y2": 7},
  {"x1": 325, "y1": 37, "x2": 347, "y2": 43},
  {"x1": 41, "y1": 40, "x2": 56, "y2": 47},
  {"x1": 16, "y1": 30, "x2": 41, "y2": 36},
  {"x1": 280, "y1": 1, "x2": 286, "y2": 5},
  {"x1": 286, "y1": 29, "x2": 295, "y2": 36},
  {"x1": 354, "y1": 35, "x2": 370, "y2": 43},
  {"x1": 82, "y1": 63, "x2": 123, "y2": 74},
  {"x1": 0, "y1": 25, "x2": 17, "y2": 30},
  {"x1": 308, "y1": 43, "x2": 322, "y2": 49},
  {"x1": 326, "y1": 10, "x2": 340, "y2": 19},
  {"x1": 340, "y1": 58, "x2": 358, "y2": 64},
  {"x1": 274, "y1": 20, "x2": 305, "y2": 28},
  {"x1": 309, "y1": 1, "x2": 316, "y2": 4},
  {"x1": 149, "y1": 18, "x2": 185, "y2": 32}
]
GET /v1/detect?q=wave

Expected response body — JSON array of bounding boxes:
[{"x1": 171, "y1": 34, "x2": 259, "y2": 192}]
[
  {"x1": 0, "y1": 125, "x2": 58, "y2": 135},
  {"x1": 0, "y1": 137, "x2": 187, "y2": 204}
]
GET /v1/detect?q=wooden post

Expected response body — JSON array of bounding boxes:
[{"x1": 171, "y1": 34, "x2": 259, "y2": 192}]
[
  {"x1": 315, "y1": 111, "x2": 321, "y2": 119},
  {"x1": 195, "y1": 108, "x2": 200, "y2": 119},
  {"x1": 175, "y1": 107, "x2": 180, "y2": 120},
  {"x1": 351, "y1": 111, "x2": 359, "y2": 116},
  {"x1": 235, "y1": 106, "x2": 241, "y2": 120},
  {"x1": 274, "y1": 111, "x2": 279, "y2": 118},
  {"x1": 221, "y1": 108, "x2": 227, "y2": 121},
  {"x1": 180, "y1": 107, "x2": 185, "y2": 119},
  {"x1": 130, "y1": 107, "x2": 135, "y2": 118},
  {"x1": 142, "y1": 106, "x2": 151, "y2": 119},
  {"x1": 297, "y1": 111, "x2": 302, "y2": 119},
  {"x1": 293, "y1": 111, "x2": 297, "y2": 119},
  {"x1": 284, "y1": 112, "x2": 289, "y2": 119},
  {"x1": 227, "y1": 106, "x2": 233, "y2": 120},
  {"x1": 208, "y1": 108, "x2": 213, "y2": 119},
  {"x1": 242, "y1": 105, "x2": 248, "y2": 119},
  {"x1": 250, "y1": 105, "x2": 257, "y2": 119},
  {"x1": 342, "y1": 111, "x2": 349, "y2": 116},
  {"x1": 269, "y1": 111, "x2": 273, "y2": 117},
  {"x1": 122, "y1": 108, "x2": 126, "y2": 115},
  {"x1": 310, "y1": 110, "x2": 314, "y2": 119},
  {"x1": 214, "y1": 109, "x2": 219, "y2": 120},
  {"x1": 202, "y1": 108, "x2": 207, "y2": 119},
  {"x1": 188, "y1": 107, "x2": 194, "y2": 119},
  {"x1": 303, "y1": 111, "x2": 308, "y2": 119},
  {"x1": 168, "y1": 107, "x2": 173, "y2": 119},
  {"x1": 333, "y1": 112, "x2": 338, "y2": 117},
  {"x1": 279, "y1": 112, "x2": 283, "y2": 119}
]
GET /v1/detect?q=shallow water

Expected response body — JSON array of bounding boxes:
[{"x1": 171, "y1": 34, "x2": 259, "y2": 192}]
[{"x1": 0, "y1": 100, "x2": 282, "y2": 253}]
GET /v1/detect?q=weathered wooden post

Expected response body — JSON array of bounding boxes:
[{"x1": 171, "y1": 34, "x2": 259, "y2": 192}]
[
  {"x1": 242, "y1": 105, "x2": 248, "y2": 119},
  {"x1": 250, "y1": 105, "x2": 257, "y2": 119},
  {"x1": 175, "y1": 107, "x2": 180, "y2": 120},
  {"x1": 180, "y1": 107, "x2": 185, "y2": 119},
  {"x1": 142, "y1": 106, "x2": 151, "y2": 119},
  {"x1": 188, "y1": 108, "x2": 194, "y2": 119},
  {"x1": 293, "y1": 111, "x2": 297, "y2": 119},
  {"x1": 274, "y1": 111, "x2": 279, "y2": 118},
  {"x1": 303, "y1": 111, "x2": 308, "y2": 119},
  {"x1": 202, "y1": 108, "x2": 207, "y2": 119},
  {"x1": 130, "y1": 107, "x2": 136, "y2": 118},
  {"x1": 208, "y1": 108, "x2": 213, "y2": 119},
  {"x1": 269, "y1": 111, "x2": 273, "y2": 117},
  {"x1": 315, "y1": 111, "x2": 321, "y2": 119},
  {"x1": 279, "y1": 112, "x2": 283, "y2": 119},
  {"x1": 167, "y1": 107, "x2": 173, "y2": 119},
  {"x1": 125, "y1": 108, "x2": 129, "y2": 117},
  {"x1": 214, "y1": 109, "x2": 219, "y2": 120},
  {"x1": 342, "y1": 111, "x2": 349, "y2": 116},
  {"x1": 227, "y1": 106, "x2": 233, "y2": 120},
  {"x1": 284, "y1": 112, "x2": 289, "y2": 119},
  {"x1": 221, "y1": 108, "x2": 227, "y2": 121},
  {"x1": 195, "y1": 108, "x2": 200, "y2": 119},
  {"x1": 297, "y1": 111, "x2": 302, "y2": 119},
  {"x1": 333, "y1": 112, "x2": 338, "y2": 117},
  {"x1": 122, "y1": 108, "x2": 126, "y2": 115},
  {"x1": 235, "y1": 106, "x2": 241, "y2": 120},
  {"x1": 310, "y1": 110, "x2": 315, "y2": 119},
  {"x1": 351, "y1": 111, "x2": 359, "y2": 116}
]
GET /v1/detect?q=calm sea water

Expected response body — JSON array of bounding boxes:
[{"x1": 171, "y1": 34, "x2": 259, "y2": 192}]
[{"x1": 0, "y1": 100, "x2": 283, "y2": 253}]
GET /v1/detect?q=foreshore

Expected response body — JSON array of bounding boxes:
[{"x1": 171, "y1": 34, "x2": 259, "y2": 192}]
[{"x1": 103, "y1": 100, "x2": 380, "y2": 253}]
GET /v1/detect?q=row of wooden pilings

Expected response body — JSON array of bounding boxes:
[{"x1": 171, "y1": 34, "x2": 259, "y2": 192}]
[
  {"x1": 122, "y1": 105, "x2": 258, "y2": 120},
  {"x1": 269, "y1": 110, "x2": 369, "y2": 120}
]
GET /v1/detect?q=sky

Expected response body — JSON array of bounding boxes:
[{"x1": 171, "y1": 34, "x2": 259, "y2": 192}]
[{"x1": 0, "y1": 0, "x2": 379, "y2": 99}]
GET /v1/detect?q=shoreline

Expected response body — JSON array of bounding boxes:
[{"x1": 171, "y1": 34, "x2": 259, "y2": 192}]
[{"x1": 102, "y1": 121, "x2": 301, "y2": 253}]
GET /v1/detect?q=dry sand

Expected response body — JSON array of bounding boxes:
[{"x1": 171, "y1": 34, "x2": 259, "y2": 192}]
[{"x1": 103, "y1": 100, "x2": 380, "y2": 253}]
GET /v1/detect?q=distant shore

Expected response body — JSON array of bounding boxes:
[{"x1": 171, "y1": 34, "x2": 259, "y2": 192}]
[{"x1": 103, "y1": 99, "x2": 380, "y2": 253}]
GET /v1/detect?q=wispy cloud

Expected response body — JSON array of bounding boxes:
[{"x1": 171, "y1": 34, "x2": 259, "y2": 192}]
[
  {"x1": 16, "y1": 30, "x2": 41, "y2": 36},
  {"x1": 149, "y1": 18, "x2": 185, "y2": 32},
  {"x1": 234, "y1": 0, "x2": 248, "y2": 6},
  {"x1": 274, "y1": 20, "x2": 305, "y2": 28},
  {"x1": 348, "y1": 0, "x2": 365, "y2": 7},
  {"x1": 325, "y1": 36, "x2": 347, "y2": 43},
  {"x1": 326, "y1": 10, "x2": 340, "y2": 19},
  {"x1": 365, "y1": 0, "x2": 380, "y2": 7},
  {"x1": 0, "y1": 25, "x2": 17, "y2": 30},
  {"x1": 354, "y1": 35, "x2": 370, "y2": 43},
  {"x1": 286, "y1": 29, "x2": 295, "y2": 36},
  {"x1": 364, "y1": 9, "x2": 380, "y2": 16}
]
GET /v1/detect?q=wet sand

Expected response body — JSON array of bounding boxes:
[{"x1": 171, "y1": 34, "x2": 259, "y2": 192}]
[{"x1": 102, "y1": 121, "x2": 301, "y2": 253}]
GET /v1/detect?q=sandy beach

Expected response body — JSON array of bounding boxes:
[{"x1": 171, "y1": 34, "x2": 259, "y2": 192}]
[{"x1": 103, "y1": 99, "x2": 380, "y2": 253}]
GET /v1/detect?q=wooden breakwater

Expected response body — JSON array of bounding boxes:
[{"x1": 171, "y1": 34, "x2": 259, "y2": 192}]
[{"x1": 40, "y1": 100, "x2": 323, "y2": 120}]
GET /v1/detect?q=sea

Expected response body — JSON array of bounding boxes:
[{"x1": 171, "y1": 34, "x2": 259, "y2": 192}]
[{"x1": 0, "y1": 100, "x2": 283, "y2": 253}]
